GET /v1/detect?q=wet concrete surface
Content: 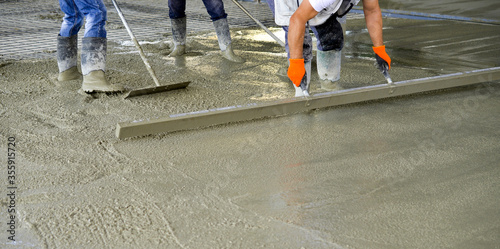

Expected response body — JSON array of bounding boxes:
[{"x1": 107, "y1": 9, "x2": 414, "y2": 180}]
[
  {"x1": 380, "y1": 0, "x2": 500, "y2": 21},
  {"x1": 1, "y1": 0, "x2": 500, "y2": 248},
  {"x1": 114, "y1": 82, "x2": 500, "y2": 248}
]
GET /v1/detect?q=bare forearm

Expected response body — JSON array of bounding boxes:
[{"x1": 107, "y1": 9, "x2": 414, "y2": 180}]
[
  {"x1": 288, "y1": 15, "x2": 306, "y2": 59},
  {"x1": 363, "y1": 0, "x2": 384, "y2": 47},
  {"x1": 288, "y1": 0, "x2": 318, "y2": 59}
]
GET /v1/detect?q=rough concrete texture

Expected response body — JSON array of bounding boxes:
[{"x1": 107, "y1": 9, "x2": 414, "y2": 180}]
[{"x1": 1, "y1": 0, "x2": 500, "y2": 248}]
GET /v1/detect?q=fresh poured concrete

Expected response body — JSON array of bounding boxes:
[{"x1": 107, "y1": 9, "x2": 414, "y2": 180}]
[
  {"x1": 1, "y1": 0, "x2": 499, "y2": 248},
  {"x1": 116, "y1": 68, "x2": 500, "y2": 139}
]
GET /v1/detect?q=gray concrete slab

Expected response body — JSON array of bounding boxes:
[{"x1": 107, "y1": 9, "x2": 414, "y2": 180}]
[
  {"x1": 113, "y1": 81, "x2": 500, "y2": 248},
  {"x1": 0, "y1": 0, "x2": 499, "y2": 248}
]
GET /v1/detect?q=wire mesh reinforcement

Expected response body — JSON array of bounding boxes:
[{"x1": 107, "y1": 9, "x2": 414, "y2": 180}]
[{"x1": 0, "y1": 0, "x2": 278, "y2": 61}]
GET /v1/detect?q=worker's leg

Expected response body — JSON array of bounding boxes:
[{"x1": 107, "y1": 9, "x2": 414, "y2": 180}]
[
  {"x1": 168, "y1": 0, "x2": 187, "y2": 56},
  {"x1": 76, "y1": 0, "x2": 107, "y2": 38},
  {"x1": 57, "y1": 0, "x2": 84, "y2": 81},
  {"x1": 202, "y1": 0, "x2": 227, "y2": 21},
  {"x1": 311, "y1": 15, "x2": 344, "y2": 90},
  {"x1": 203, "y1": 0, "x2": 244, "y2": 62},
  {"x1": 76, "y1": 0, "x2": 123, "y2": 92},
  {"x1": 59, "y1": 0, "x2": 84, "y2": 37}
]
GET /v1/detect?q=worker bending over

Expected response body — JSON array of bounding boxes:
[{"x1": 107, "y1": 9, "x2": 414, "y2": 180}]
[{"x1": 268, "y1": 0, "x2": 391, "y2": 96}]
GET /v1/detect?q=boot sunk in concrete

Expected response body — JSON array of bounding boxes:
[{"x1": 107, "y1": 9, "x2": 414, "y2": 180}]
[
  {"x1": 57, "y1": 35, "x2": 82, "y2": 81},
  {"x1": 81, "y1": 37, "x2": 124, "y2": 93},
  {"x1": 169, "y1": 17, "x2": 187, "y2": 57},
  {"x1": 213, "y1": 18, "x2": 245, "y2": 63}
]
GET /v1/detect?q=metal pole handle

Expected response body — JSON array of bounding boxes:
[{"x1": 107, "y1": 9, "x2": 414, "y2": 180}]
[
  {"x1": 111, "y1": 0, "x2": 161, "y2": 86},
  {"x1": 230, "y1": 0, "x2": 286, "y2": 48}
]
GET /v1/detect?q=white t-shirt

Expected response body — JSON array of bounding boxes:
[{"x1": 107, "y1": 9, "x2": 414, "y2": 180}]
[
  {"x1": 274, "y1": 0, "x2": 358, "y2": 26},
  {"x1": 309, "y1": 0, "x2": 343, "y2": 13}
]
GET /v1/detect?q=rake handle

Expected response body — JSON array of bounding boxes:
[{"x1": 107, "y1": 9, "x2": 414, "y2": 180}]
[
  {"x1": 111, "y1": 0, "x2": 161, "y2": 87},
  {"x1": 230, "y1": 0, "x2": 286, "y2": 48}
]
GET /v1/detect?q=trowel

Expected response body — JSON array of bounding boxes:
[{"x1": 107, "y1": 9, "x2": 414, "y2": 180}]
[{"x1": 111, "y1": 0, "x2": 190, "y2": 99}]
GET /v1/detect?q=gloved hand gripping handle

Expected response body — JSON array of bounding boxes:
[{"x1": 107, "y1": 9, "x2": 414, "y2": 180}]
[
  {"x1": 287, "y1": 58, "x2": 306, "y2": 87},
  {"x1": 373, "y1": 45, "x2": 393, "y2": 86}
]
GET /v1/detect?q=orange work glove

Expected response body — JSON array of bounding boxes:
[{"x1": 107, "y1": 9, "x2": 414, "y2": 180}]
[
  {"x1": 372, "y1": 45, "x2": 391, "y2": 71},
  {"x1": 287, "y1": 58, "x2": 306, "y2": 87}
]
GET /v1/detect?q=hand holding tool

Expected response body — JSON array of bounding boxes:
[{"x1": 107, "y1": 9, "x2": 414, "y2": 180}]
[
  {"x1": 287, "y1": 58, "x2": 306, "y2": 87},
  {"x1": 373, "y1": 45, "x2": 394, "y2": 91},
  {"x1": 373, "y1": 45, "x2": 391, "y2": 71}
]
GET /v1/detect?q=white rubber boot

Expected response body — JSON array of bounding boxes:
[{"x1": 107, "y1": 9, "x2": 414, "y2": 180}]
[
  {"x1": 169, "y1": 17, "x2": 186, "y2": 57},
  {"x1": 317, "y1": 50, "x2": 341, "y2": 91},
  {"x1": 213, "y1": 18, "x2": 245, "y2": 63},
  {"x1": 81, "y1": 37, "x2": 124, "y2": 93},
  {"x1": 57, "y1": 35, "x2": 82, "y2": 81}
]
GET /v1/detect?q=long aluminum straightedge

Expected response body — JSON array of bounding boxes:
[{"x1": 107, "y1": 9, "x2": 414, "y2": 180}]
[{"x1": 116, "y1": 67, "x2": 500, "y2": 139}]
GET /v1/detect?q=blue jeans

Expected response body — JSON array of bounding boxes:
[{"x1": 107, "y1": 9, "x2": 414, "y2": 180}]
[
  {"x1": 266, "y1": 0, "x2": 343, "y2": 60},
  {"x1": 168, "y1": 0, "x2": 227, "y2": 21},
  {"x1": 59, "y1": 0, "x2": 107, "y2": 38}
]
